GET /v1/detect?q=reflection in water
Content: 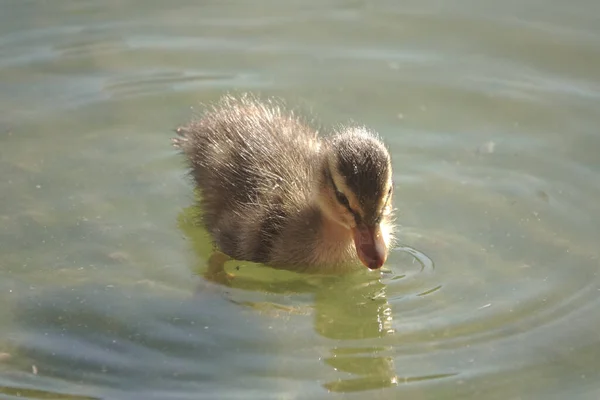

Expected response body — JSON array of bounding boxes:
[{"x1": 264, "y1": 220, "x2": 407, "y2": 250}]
[
  {"x1": 2, "y1": 0, "x2": 600, "y2": 397},
  {"x1": 178, "y1": 204, "x2": 448, "y2": 392},
  {"x1": 313, "y1": 276, "x2": 398, "y2": 392},
  {"x1": 0, "y1": 385, "x2": 98, "y2": 400}
]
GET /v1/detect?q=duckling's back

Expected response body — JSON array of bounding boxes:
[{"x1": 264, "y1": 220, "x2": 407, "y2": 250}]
[{"x1": 174, "y1": 95, "x2": 321, "y2": 263}]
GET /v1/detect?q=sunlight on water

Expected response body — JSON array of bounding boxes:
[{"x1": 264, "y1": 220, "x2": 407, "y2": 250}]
[{"x1": 1, "y1": 0, "x2": 599, "y2": 399}]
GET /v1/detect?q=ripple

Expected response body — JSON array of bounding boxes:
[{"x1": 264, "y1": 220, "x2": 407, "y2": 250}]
[
  {"x1": 102, "y1": 70, "x2": 246, "y2": 99},
  {"x1": 392, "y1": 244, "x2": 436, "y2": 272},
  {"x1": 2, "y1": 0, "x2": 600, "y2": 398}
]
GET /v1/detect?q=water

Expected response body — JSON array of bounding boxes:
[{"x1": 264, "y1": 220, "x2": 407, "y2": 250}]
[{"x1": 1, "y1": 0, "x2": 599, "y2": 398}]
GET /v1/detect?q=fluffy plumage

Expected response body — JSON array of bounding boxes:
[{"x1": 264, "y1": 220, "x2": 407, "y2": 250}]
[{"x1": 173, "y1": 94, "x2": 395, "y2": 274}]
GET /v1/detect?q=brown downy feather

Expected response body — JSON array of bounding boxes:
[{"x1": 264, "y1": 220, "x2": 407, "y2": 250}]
[{"x1": 174, "y1": 94, "x2": 395, "y2": 273}]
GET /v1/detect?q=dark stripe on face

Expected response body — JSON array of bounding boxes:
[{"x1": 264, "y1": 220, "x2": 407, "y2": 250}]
[{"x1": 325, "y1": 167, "x2": 362, "y2": 224}]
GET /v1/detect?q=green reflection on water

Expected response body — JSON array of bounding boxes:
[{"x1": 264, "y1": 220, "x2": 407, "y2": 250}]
[
  {"x1": 1, "y1": 0, "x2": 600, "y2": 397},
  {"x1": 0, "y1": 386, "x2": 98, "y2": 400},
  {"x1": 178, "y1": 201, "x2": 456, "y2": 392}
]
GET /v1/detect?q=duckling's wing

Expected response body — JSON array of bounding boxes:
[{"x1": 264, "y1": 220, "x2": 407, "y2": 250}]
[{"x1": 176, "y1": 95, "x2": 321, "y2": 262}]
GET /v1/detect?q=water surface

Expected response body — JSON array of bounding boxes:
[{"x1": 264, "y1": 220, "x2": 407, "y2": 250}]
[{"x1": 1, "y1": 0, "x2": 600, "y2": 399}]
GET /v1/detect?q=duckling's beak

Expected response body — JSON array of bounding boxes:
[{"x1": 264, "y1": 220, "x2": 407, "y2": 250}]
[{"x1": 352, "y1": 224, "x2": 387, "y2": 270}]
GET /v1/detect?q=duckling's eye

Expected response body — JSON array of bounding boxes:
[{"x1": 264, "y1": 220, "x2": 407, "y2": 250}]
[
  {"x1": 335, "y1": 189, "x2": 350, "y2": 208},
  {"x1": 335, "y1": 189, "x2": 361, "y2": 223}
]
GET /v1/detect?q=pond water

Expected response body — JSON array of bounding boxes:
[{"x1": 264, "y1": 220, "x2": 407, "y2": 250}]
[{"x1": 1, "y1": 0, "x2": 599, "y2": 399}]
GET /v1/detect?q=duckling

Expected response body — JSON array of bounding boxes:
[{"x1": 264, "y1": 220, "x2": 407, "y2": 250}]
[{"x1": 173, "y1": 94, "x2": 395, "y2": 274}]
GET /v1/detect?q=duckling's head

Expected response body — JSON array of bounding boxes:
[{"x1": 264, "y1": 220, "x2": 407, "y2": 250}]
[{"x1": 317, "y1": 127, "x2": 393, "y2": 270}]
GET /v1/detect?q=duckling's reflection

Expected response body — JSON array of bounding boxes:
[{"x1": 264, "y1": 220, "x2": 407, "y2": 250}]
[
  {"x1": 179, "y1": 206, "x2": 398, "y2": 392},
  {"x1": 313, "y1": 275, "x2": 399, "y2": 392}
]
